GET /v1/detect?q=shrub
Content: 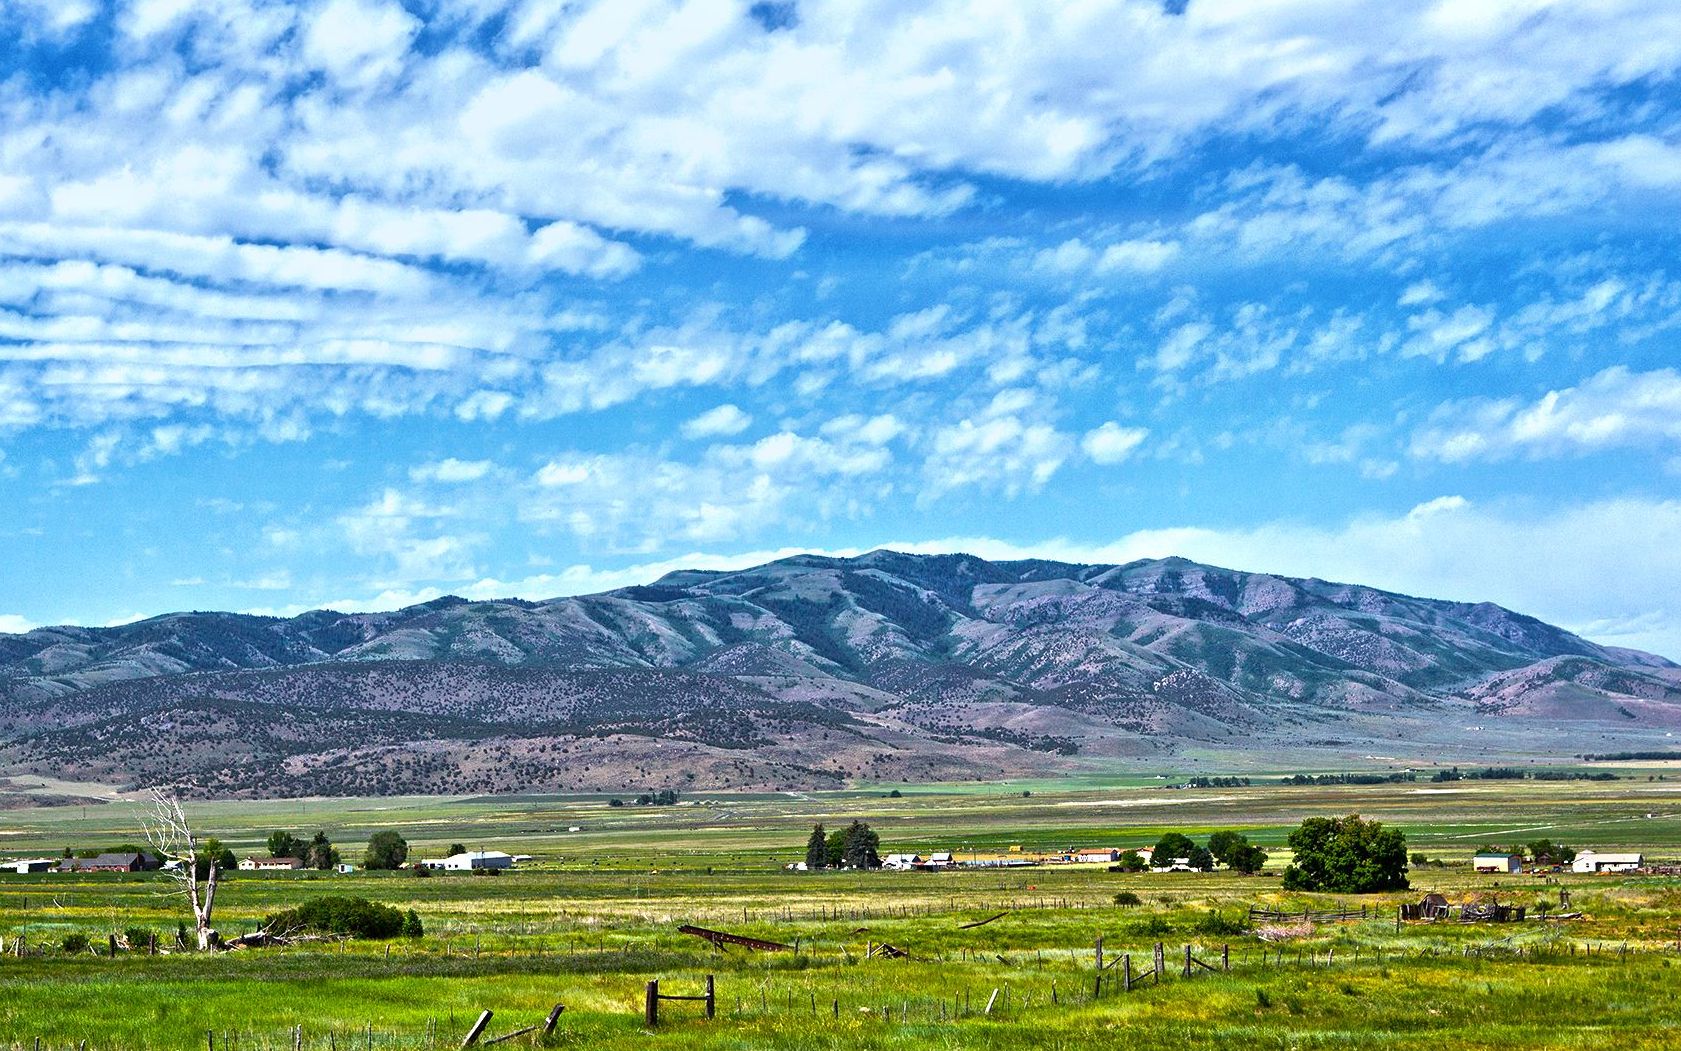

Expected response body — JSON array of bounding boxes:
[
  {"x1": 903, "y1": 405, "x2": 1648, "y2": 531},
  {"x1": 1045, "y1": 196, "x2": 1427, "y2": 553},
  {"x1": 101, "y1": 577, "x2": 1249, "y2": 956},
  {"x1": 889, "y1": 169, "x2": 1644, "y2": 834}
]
[
  {"x1": 264, "y1": 896, "x2": 407, "y2": 939},
  {"x1": 1113, "y1": 891, "x2": 1142, "y2": 907},
  {"x1": 1194, "y1": 911, "x2": 1247, "y2": 936},
  {"x1": 123, "y1": 927, "x2": 154, "y2": 949},
  {"x1": 61, "y1": 932, "x2": 90, "y2": 954},
  {"x1": 1255, "y1": 989, "x2": 1273, "y2": 1008},
  {"x1": 1131, "y1": 914, "x2": 1171, "y2": 936},
  {"x1": 401, "y1": 909, "x2": 424, "y2": 938}
]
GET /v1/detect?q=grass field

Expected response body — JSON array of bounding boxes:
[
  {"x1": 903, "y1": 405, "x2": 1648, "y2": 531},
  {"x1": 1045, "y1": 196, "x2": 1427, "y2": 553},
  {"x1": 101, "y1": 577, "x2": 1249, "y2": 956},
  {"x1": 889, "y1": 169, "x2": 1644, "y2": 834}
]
[{"x1": 3, "y1": 774, "x2": 1681, "y2": 1049}]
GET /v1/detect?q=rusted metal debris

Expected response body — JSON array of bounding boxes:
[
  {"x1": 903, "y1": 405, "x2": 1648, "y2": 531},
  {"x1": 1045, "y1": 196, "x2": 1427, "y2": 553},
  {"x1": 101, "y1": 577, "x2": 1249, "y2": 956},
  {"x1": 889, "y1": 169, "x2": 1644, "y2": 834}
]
[
  {"x1": 676, "y1": 924, "x2": 794, "y2": 953},
  {"x1": 865, "y1": 941, "x2": 910, "y2": 959}
]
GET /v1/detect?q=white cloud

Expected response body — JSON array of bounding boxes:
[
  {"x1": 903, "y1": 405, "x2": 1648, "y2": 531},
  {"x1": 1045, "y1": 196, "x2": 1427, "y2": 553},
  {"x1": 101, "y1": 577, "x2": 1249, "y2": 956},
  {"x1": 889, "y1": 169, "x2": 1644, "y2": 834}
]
[
  {"x1": 302, "y1": 0, "x2": 419, "y2": 88},
  {"x1": 409, "y1": 458, "x2": 495, "y2": 483},
  {"x1": 681, "y1": 403, "x2": 752, "y2": 439},
  {"x1": 1412, "y1": 366, "x2": 1681, "y2": 462},
  {"x1": 1081, "y1": 422, "x2": 1149, "y2": 464},
  {"x1": 0, "y1": 613, "x2": 36, "y2": 634}
]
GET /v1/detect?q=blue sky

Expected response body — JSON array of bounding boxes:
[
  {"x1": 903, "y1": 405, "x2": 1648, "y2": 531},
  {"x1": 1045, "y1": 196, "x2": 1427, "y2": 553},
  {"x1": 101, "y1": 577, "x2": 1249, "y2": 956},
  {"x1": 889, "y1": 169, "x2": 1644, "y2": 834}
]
[{"x1": 3, "y1": 1, "x2": 1681, "y2": 658}]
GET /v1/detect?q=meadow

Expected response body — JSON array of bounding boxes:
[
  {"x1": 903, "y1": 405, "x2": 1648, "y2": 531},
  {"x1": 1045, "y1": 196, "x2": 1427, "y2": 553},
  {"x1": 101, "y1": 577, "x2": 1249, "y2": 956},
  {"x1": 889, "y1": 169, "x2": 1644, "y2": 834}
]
[{"x1": 3, "y1": 773, "x2": 1681, "y2": 1049}]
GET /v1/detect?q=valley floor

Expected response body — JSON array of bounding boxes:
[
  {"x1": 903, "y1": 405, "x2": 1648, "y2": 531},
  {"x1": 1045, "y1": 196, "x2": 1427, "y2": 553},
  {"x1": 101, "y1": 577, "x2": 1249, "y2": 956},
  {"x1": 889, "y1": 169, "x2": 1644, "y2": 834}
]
[{"x1": 2, "y1": 777, "x2": 1680, "y2": 1048}]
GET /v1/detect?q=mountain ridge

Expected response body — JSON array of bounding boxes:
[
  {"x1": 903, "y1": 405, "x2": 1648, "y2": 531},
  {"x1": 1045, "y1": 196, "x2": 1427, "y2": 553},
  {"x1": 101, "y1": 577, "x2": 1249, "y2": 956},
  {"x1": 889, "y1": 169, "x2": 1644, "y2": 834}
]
[{"x1": 3, "y1": 550, "x2": 1677, "y2": 797}]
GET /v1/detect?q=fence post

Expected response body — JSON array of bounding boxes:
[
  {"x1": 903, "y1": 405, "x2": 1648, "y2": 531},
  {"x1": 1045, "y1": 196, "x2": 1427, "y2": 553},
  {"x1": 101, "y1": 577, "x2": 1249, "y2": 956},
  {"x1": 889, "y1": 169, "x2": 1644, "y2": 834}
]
[
  {"x1": 1122, "y1": 953, "x2": 1132, "y2": 992},
  {"x1": 1222, "y1": 944, "x2": 1229, "y2": 971},
  {"x1": 705, "y1": 975, "x2": 716, "y2": 1019},
  {"x1": 1095, "y1": 934, "x2": 1103, "y2": 973},
  {"x1": 645, "y1": 981, "x2": 659, "y2": 1028},
  {"x1": 1183, "y1": 944, "x2": 1192, "y2": 978},
  {"x1": 460, "y1": 1011, "x2": 492, "y2": 1049},
  {"x1": 1154, "y1": 942, "x2": 1165, "y2": 982},
  {"x1": 543, "y1": 1005, "x2": 565, "y2": 1035}
]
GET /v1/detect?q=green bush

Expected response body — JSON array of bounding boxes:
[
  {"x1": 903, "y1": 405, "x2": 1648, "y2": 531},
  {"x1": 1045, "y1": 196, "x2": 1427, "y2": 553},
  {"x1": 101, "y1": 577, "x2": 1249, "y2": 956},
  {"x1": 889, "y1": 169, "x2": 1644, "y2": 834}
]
[
  {"x1": 61, "y1": 932, "x2": 90, "y2": 954},
  {"x1": 401, "y1": 909, "x2": 424, "y2": 938},
  {"x1": 1193, "y1": 910, "x2": 1247, "y2": 936},
  {"x1": 123, "y1": 927, "x2": 154, "y2": 949},
  {"x1": 1112, "y1": 891, "x2": 1142, "y2": 907},
  {"x1": 263, "y1": 896, "x2": 407, "y2": 939}
]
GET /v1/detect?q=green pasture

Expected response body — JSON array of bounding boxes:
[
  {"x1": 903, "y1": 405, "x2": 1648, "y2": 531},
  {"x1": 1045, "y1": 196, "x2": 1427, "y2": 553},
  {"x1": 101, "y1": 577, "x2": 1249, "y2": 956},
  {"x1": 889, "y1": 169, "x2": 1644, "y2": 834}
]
[{"x1": 2, "y1": 776, "x2": 1680, "y2": 1047}]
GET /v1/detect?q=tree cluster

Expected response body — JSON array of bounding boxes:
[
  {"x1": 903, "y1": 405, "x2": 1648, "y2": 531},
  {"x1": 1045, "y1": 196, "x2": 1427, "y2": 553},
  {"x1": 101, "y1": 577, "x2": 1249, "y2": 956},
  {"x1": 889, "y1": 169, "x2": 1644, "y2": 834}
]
[
  {"x1": 801, "y1": 820, "x2": 881, "y2": 869},
  {"x1": 265, "y1": 830, "x2": 341, "y2": 870},
  {"x1": 1145, "y1": 830, "x2": 1268, "y2": 874},
  {"x1": 263, "y1": 896, "x2": 422, "y2": 939}
]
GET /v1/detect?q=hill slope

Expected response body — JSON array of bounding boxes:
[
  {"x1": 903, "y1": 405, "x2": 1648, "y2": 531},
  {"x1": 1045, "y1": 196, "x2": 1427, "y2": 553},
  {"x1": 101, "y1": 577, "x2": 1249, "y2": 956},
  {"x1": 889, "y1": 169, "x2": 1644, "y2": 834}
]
[{"x1": 3, "y1": 551, "x2": 1677, "y2": 796}]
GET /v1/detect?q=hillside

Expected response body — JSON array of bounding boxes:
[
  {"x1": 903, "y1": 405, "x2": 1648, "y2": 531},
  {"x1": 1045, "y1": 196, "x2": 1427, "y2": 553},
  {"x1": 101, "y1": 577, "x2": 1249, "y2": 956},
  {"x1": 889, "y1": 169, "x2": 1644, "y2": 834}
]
[{"x1": 2, "y1": 551, "x2": 1678, "y2": 796}]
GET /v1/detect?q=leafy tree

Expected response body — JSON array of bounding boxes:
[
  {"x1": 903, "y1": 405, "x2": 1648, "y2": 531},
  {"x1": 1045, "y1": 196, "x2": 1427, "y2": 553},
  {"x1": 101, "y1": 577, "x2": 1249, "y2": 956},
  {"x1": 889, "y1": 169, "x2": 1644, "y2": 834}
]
[
  {"x1": 887, "y1": 789, "x2": 903, "y2": 798},
  {"x1": 1207, "y1": 830, "x2": 1246, "y2": 866},
  {"x1": 1151, "y1": 832, "x2": 1197, "y2": 865},
  {"x1": 1229, "y1": 843, "x2": 1269, "y2": 875},
  {"x1": 195, "y1": 838, "x2": 236, "y2": 880},
  {"x1": 1114, "y1": 850, "x2": 1148, "y2": 872},
  {"x1": 401, "y1": 909, "x2": 425, "y2": 938},
  {"x1": 1281, "y1": 814, "x2": 1408, "y2": 893},
  {"x1": 307, "y1": 831, "x2": 340, "y2": 871},
  {"x1": 266, "y1": 830, "x2": 307, "y2": 860},
  {"x1": 841, "y1": 820, "x2": 880, "y2": 869},
  {"x1": 363, "y1": 831, "x2": 409, "y2": 870},
  {"x1": 448, "y1": 843, "x2": 468, "y2": 857},
  {"x1": 1186, "y1": 845, "x2": 1215, "y2": 872},
  {"x1": 1527, "y1": 840, "x2": 1576, "y2": 865},
  {"x1": 825, "y1": 828, "x2": 847, "y2": 868},
  {"x1": 608, "y1": 798, "x2": 624, "y2": 807},
  {"x1": 804, "y1": 823, "x2": 828, "y2": 870}
]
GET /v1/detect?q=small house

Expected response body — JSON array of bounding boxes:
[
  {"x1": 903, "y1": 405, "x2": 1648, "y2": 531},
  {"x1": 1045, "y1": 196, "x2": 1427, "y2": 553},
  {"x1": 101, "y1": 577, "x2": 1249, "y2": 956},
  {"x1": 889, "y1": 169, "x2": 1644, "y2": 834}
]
[
  {"x1": 1473, "y1": 853, "x2": 1522, "y2": 874},
  {"x1": 239, "y1": 856, "x2": 306, "y2": 871},
  {"x1": 881, "y1": 853, "x2": 922, "y2": 871},
  {"x1": 925, "y1": 851, "x2": 955, "y2": 869},
  {"x1": 62, "y1": 852, "x2": 162, "y2": 873},
  {"x1": 336, "y1": 863, "x2": 356, "y2": 874},
  {"x1": 1571, "y1": 851, "x2": 1643, "y2": 874}
]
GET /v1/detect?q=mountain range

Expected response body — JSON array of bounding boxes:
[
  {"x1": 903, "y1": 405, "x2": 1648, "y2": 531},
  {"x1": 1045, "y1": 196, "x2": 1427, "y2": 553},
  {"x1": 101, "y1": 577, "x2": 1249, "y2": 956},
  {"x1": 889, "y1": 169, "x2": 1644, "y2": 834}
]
[{"x1": 3, "y1": 550, "x2": 1678, "y2": 799}]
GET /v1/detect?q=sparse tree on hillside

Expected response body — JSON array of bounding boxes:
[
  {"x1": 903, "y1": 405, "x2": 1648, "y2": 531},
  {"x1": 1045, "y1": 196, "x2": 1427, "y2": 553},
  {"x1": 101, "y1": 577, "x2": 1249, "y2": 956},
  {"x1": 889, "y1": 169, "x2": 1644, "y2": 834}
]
[
  {"x1": 364, "y1": 830, "x2": 409, "y2": 870},
  {"x1": 805, "y1": 823, "x2": 828, "y2": 870},
  {"x1": 141, "y1": 788, "x2": 221, "y2": 950}
]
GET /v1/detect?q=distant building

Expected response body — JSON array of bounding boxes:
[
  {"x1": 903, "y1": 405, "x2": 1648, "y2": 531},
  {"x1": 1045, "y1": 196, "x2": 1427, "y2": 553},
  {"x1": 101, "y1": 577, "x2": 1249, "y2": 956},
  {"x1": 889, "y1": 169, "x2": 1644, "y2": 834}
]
[
  {"x1": 925, "y1": 851, "x2": 955, "y2": 869},
  {"x1": 1571, "y1": 851, "x2": 1643, "y2": 874},
  {"x1": 422, "y1": 850, "x2": 514, "y2": 871},
  {"x1": 1473, "y1": 853, "x2": 1522, "y2": 874},
  {"x1": 238, "y1": 856, "x2": 306, "y2": 871},
  {"x1": 3, "y1": 858, "x2": 58, "y2": 874},
  {"x1": 60, "y1": 852, "x2": 162, "y2": 873},
  {"x1": 1073, "y1": 848, "x2": 1120, "y2": 864},
  {"x1": 881, "y1": 853, "x2": 922, "y2": 871},
  {"x1": 336, "y1": 863, "x2": 356, "y2": 874}
]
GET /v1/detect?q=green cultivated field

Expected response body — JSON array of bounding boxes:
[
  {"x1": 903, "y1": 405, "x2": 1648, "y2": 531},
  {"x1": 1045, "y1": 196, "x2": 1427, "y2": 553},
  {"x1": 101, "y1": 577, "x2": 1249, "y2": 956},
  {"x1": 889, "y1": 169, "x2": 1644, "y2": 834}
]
[{"x1": 3, "y1": 774, "x2": 1681, "y2": 1049}]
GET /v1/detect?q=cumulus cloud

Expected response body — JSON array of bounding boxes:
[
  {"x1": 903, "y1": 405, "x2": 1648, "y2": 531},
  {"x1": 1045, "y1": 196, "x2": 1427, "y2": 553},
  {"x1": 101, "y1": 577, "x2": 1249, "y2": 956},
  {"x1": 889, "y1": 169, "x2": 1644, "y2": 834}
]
[
  {"x1": 1081, "y1": 422, "x2": 1149, "y2": 464},
  {"x1": 681, "y1": 403, "x2": 752, "y2": 439},
  {"x1": 0, "y1": 613, "x2": 37, "y2": 634},
  {"x1": 1411, "y1": 366, "x2": 1681, "y2": 462}
]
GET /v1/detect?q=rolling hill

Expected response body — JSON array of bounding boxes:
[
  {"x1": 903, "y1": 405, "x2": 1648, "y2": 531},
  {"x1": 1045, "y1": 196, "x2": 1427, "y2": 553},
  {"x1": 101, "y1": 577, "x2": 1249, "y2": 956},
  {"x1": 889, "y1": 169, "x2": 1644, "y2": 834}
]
[{"x1": 2, "y1": 551, "x2": 1677, "y2": 797}]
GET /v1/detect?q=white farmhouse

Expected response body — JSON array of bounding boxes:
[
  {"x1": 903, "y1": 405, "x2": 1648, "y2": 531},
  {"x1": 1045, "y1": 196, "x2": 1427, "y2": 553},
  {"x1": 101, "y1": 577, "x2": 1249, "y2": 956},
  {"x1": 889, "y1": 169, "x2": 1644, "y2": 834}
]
[
  {"x1": 1571, "y1": 851, "x2": 1643, "y2": 874},
  {"x1": 1473, "y1": 853, "x2": 1522, "y2": 874},
  {"x1": 881, "y1": 853, "x2": 922, "y2": 871}
]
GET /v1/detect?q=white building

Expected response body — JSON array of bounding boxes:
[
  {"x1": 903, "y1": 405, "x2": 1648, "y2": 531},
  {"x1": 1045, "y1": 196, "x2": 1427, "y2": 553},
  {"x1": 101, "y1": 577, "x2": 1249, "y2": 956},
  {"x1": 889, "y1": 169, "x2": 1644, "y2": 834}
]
[
  {"x1": 238, "y1": 856, "x2": 305, "y2": 871},
  {"x1": 1571, "y1": 851, "x2": 1643, "y2": 874},
  {"x1": 1473, "y1": 853, "x2": 1522, "y2": 874},
  {"x1": 4, "y1": 858, "x2": 57, "y2": 874},
  {"x1": 423, "y1": 850, "x2": 515, "y2": 871},
  {"x1": 1073, "y1": 848, "x2": 1120, "y2": 864},
  {"x1": 925, "y1": 851, "x2": 955, "y2": 869},
  {"x1": 881, "y1": 852, "x2": 922, "y2": 871}
]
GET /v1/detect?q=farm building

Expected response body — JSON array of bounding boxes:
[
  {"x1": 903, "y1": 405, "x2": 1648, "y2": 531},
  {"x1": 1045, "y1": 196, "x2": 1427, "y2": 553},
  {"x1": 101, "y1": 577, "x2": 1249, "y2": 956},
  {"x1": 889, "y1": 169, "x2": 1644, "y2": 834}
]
[
  {"x1": 1072, "y1": 848, "x2": 1120, "y2": 864},
  {"x1": 881, "y1": 853, "x2": 922, "y2": 871},
  {"x1": 3, "y1": 858, "x2": 57, "y2": 874},
  {"x1": 1473, "y1": 853, "x2": 1522, "y2": 874},
  {"x1": 1571, "y1": 851, "x2": 1643, "y2": 874},
  {"x1": 925, "y1": 851, "x2": 955, "y2": 869},
  {"x1": 238, "y1": 856, "x2": 305, "y2": 871},
  {"x1": 59, "y1": 852, "x2": 162, "y2": 873},
  {"x1": 423, "y1": 850, "x2": 515, "y2": 871}
]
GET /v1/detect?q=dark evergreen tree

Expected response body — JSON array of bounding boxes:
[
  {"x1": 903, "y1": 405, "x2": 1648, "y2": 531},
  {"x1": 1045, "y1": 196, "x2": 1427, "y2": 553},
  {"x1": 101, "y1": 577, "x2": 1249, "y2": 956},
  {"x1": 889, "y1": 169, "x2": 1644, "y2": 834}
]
[
  {"x1": 804, "y1": 823, "x2": 828, "y2": 870},
  {"x1": 841, "y1": 820, "x2": 880, "y2": 869}
]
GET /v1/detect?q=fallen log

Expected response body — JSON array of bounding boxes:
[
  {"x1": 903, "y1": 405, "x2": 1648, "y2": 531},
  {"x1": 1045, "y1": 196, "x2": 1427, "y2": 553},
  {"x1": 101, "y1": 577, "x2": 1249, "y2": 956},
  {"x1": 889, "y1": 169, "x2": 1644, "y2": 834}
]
[{"x1": 676, "y1": 925, "x2": 793, "y2": 953}]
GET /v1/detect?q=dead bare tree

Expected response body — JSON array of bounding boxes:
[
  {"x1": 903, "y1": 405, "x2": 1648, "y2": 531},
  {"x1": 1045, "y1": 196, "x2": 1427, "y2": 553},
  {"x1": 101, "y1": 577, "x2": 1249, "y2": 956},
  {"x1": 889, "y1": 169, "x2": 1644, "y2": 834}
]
[{"x1": 141, "y1": 787, "x2": 220, "y2": 950}]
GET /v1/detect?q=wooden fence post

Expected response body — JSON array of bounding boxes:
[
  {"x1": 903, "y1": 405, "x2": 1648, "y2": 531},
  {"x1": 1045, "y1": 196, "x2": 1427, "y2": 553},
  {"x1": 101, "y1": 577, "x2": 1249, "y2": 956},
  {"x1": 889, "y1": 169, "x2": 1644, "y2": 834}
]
[
  {"x1": 645, "y1": 981, "x2": 659, "y2": 1028},
  {"x1": 1095, "y1": 934, "x2": 1103, "y2": 973},
  {"x1": 1154, "y1": 942, "x2": 1165, "y2": 982},
  {"x1": 705, "y1": 975, "x2": 716, "y2": 1019},
  {"x1": 460, "y1": 1011, "x2": 493, "y2": 1049},
  {"x1": 1222, "y1": 944, "x2": 1229, "y2": 971},
  {"x1": 543, "y1": 1005, "x2": 565, "y2": 1036},
  {"x1": 1122, "y1": 953, "x2": 1132, "y2": 992},
  {"x1": 1183, "y1": 944, "x2": 1192, "y2": 978}
]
